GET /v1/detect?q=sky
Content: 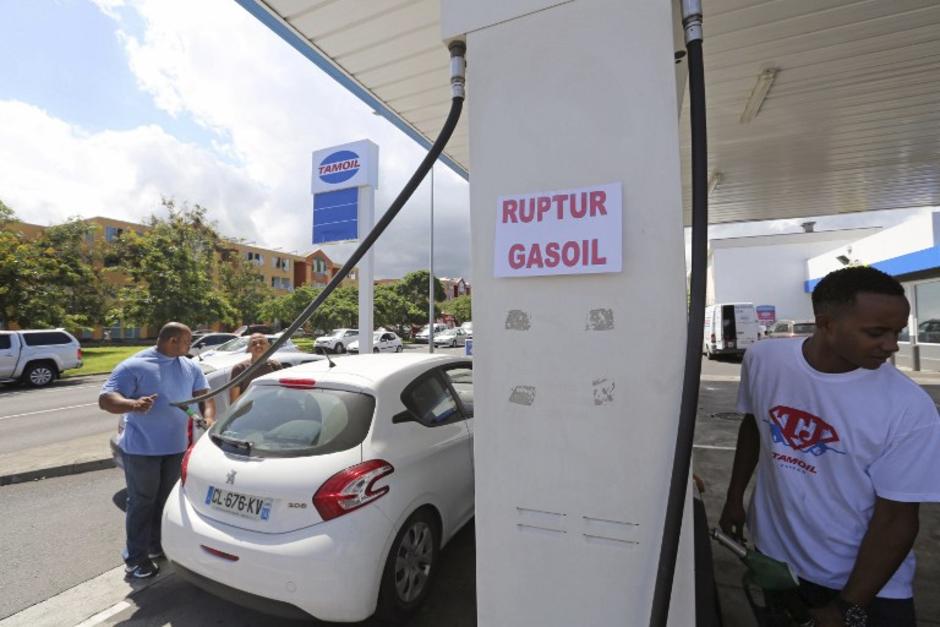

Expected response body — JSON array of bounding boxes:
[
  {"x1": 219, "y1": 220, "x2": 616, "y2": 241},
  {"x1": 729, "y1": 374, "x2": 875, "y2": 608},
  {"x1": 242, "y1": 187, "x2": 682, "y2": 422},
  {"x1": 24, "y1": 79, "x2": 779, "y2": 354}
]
[{"x1": 0, "y1": 0, "x2": 935, "y2": 281}]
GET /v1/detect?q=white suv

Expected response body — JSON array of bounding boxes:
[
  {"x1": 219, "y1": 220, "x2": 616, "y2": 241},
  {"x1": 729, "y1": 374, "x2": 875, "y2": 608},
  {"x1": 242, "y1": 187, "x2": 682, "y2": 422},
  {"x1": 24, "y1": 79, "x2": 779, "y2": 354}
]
[
  {"x1": 314, "y1": 328, "x2": 359, "y2": 354},
  {"x1": 0, "y1": 329, "x2": 83, "y2": 387}
]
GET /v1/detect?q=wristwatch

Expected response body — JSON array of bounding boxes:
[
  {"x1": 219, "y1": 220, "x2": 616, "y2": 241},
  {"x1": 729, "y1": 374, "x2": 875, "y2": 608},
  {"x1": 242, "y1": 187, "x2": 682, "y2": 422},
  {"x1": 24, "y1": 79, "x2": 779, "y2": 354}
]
[{"x1": 836, "y1": 597, "x2": 868, "y2": 627}]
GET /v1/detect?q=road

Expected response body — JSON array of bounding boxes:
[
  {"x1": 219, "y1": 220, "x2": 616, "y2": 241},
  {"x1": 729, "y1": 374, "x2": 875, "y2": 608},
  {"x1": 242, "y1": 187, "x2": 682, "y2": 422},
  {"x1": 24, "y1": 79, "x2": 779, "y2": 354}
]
[{"x1": 0, "y1": 375, "x2": 112, "y2": 455}]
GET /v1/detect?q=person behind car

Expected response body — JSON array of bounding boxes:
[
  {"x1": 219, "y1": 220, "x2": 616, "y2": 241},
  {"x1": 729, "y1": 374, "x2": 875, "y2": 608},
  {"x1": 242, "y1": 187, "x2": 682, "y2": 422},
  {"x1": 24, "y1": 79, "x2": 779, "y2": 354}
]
[
  {"x1": 99, "y1": 322, "x2": 215, "y2": 579},
  {"x1": 229, "y1": 333, "x2": 283, "y2": 404}
]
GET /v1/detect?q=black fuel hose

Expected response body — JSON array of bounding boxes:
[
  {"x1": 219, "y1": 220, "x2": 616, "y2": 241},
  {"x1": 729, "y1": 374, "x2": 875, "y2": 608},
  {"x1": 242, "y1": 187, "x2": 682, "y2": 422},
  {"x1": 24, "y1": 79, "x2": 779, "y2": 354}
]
[
  {"x1": 174, "y1": 45, "x2": 466, "y2": 409},
  {"x1": 648, "y1": 34, "x2": 709, "y2": 627}
]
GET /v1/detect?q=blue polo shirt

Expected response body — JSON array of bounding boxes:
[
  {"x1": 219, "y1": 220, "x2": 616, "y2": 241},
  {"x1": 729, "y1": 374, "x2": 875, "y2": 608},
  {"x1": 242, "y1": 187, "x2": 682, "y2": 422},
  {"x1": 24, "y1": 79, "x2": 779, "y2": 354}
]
[{"x1": 101, "y1": 347, "x2": 209, "y2": 456}]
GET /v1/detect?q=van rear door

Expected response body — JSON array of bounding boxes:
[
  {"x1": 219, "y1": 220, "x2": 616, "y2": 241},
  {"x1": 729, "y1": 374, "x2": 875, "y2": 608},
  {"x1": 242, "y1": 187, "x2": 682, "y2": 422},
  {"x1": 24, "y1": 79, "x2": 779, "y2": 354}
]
[{"x1": 733, "y1": 305, "x2": 758, "y2": 349}]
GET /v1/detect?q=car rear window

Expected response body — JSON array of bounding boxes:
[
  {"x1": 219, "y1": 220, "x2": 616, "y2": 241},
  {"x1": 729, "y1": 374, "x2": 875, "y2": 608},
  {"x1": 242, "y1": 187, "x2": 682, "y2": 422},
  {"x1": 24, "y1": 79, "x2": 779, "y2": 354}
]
[
  {"x1": 0, "y1": 335, "x2": 11, "y2": 350},
  {"x1": 212, "y1": 385, "x2": 375, "y2": 458},
  {"x1": 22, "y1": 332, "x2": 73, "y2": 346},
  {"x1": 793, "y1": 323, "x2": 815, "y2": 334}
]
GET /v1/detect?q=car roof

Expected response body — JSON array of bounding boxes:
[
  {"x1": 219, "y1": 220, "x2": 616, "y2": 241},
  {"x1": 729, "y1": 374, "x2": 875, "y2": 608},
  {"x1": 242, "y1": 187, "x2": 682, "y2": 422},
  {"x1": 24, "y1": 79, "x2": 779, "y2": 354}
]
[{"x1": 253, "y1": 353, "x2": 468, "y2": 390}]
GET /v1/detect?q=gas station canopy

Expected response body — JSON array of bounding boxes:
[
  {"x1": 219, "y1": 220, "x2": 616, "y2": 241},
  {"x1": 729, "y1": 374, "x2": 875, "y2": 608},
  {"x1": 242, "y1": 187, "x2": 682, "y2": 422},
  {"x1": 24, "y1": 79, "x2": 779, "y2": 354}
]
[{"x1": 239, "y1": 0, "x2": 940, "y2": 225}]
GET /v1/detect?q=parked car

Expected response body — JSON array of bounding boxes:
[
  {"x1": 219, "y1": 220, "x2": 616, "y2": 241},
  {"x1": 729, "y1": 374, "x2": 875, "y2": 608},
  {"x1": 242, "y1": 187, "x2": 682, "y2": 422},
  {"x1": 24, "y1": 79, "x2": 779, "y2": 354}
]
[
  {"x1": 110, "y1": 349, "x2": 324, "y2": 469},
  {"x1": 315, "y1": 328, "x2": 359, "y2": 354},
  {"x1": 413, "y1": 323, "x2": 449, "y2": 344},
  {"x1": 198, "y1": 334, "x2": 297, "y2": 361},
  {"x1": 433, "y1": 327, "x2": 469, "y2": 347},
  {"x1": 189, "y1": 333, "x2": 239, "y2": 357},
  {"x1": 162, "y1": 353, "x2": 474, "y2": 622},
  {"x1": 0, "y1": 329, "x2": 83, "y2": 387},
  {"x1": 460, "y1": 321, "x2": 472, "y2": 339},
  {"x1": 349, "y1": 331, "x2": 403, "y2": 354},
  {"x1": 767, "y1": 320, "x2": 815, "y2": 339}
]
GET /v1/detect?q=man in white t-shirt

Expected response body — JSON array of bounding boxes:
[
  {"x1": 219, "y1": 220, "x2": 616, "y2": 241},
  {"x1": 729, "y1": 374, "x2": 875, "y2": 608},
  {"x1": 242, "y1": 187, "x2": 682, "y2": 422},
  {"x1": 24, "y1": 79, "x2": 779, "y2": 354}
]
[{"x1": 720, "y1": 266, "x2": 940, "y2": 627}]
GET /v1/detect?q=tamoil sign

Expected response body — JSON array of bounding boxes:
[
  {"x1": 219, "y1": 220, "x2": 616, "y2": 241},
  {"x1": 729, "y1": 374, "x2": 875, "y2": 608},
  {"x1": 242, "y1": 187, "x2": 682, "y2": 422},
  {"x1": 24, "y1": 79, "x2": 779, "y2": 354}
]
[
  {"x1": 493, "y1": 183, "x2": 622, "y2": 277},
  {"x1": 311, "y1": 140, "x2": 379, "y2": 244}
]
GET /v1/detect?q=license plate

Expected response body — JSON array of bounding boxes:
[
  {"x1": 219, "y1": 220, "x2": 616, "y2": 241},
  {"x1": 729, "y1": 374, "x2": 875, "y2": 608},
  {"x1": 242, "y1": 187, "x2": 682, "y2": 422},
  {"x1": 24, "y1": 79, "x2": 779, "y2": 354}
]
[{"x1": 205, "y1": 486, "x2": 273, "y2": 521}]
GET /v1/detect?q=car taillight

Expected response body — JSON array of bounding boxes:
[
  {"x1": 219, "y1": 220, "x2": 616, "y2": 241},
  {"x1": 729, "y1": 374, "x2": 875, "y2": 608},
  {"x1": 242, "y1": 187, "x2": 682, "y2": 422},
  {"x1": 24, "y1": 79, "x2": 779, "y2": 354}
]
[
  {"x1": 181, "y1": 446, "x2": 194, "y2": 486},
  {"x1": 77, "y1": 348, "x2": 83, "y2": 361},
  {"x1": 313, "y1": 460, "x2": 394, "y2": 521},
  {"x1": 279, "y1": 378, "x2": 317, "y2": 389}
]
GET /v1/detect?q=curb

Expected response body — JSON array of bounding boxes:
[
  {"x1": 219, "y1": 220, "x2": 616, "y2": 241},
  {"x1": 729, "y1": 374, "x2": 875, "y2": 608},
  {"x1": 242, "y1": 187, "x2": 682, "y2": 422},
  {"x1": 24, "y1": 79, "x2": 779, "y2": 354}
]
[{"x1": 0, "y1": 457, "x2": 115, "y2": 487}]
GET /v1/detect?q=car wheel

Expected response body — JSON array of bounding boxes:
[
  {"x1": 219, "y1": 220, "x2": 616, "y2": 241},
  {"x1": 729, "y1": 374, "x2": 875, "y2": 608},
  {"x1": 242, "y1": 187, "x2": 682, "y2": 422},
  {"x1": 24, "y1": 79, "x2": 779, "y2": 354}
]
[
  {"x1": 24, "y1": 362, "x2": 57, "y2": 387},
  {"x1": 335, "y1": 343, "x2": 344, "y2": 354},
  {"x1": 396, "y1": 345, "x2": 403, "y2": 353},
  {"x1": 377, "y1": 509, "x2": 440, "y2": 622},
  {"x1": 373, "y1": 347, "x2": 380, "y2": 353},
  {"x1": 450, "y1": 339, "x2": 457, "y2": 348}
]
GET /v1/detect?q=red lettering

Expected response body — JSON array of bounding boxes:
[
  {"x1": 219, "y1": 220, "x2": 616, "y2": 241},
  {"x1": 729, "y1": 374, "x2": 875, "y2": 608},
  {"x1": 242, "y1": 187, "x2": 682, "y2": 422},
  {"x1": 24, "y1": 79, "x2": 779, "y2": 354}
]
[
  {"x1": 508, "y1": 244, "x2": 526, "y2": 269},
  {"x1": 553, "y1": 194, "x2": 567, "y2": 220},
  {"x1": 571, "y1": 192, "x2": 587, "y2": 218},
  {"x1": 589, "y1": 190, "x2": 607, "y2": 216},
  {"x1": 561, "y1": 241, "x2": 579, "y2": 266},
  {"x1": 536, "y1": 196, "x2": 552, "y2": 222},
  {"x1": 519, "y1": 198, "x2": 535, "y2": 223},
  {"x1": 526, "y1": 243, "x2": 544, "y2": 268},
  {"x1": 544, "y1": 242, "x2": 560, "y2": 267},
  {"x1": 590, "y1": 239, "x2": 606, "y2": 265},
  {"x1": 503, "y1": 200, "x2": 518, "y2": 223}
]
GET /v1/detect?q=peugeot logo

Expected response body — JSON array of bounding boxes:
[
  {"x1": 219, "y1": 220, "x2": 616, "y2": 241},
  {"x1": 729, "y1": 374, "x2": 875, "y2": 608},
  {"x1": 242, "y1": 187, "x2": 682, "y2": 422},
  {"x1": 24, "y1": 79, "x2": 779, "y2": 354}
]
[{"x1": 226, "y1": 470, "x2": 237, "y2": 485}]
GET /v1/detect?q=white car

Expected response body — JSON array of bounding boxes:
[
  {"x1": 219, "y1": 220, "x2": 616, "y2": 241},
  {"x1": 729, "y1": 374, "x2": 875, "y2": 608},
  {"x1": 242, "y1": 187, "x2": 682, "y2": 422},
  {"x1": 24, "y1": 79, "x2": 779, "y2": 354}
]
[
  {"x1": 188, "y1": 333, "x2": 239, "y2": 357},
  {"x1": 348, "y1": 331, "x2": 403, "y2": 354},
  {"x1": 460, "y1": 321, "x2": 472, "y2": 339},
  {"x1": 198, "y1": 334, "x2": 297, "y2": 361},
  {"x1": 432, "y1": 327, "x2": 469, "y2": 347},
  {"x1": 162, "y1": 354, "x2": 474, "y2": 622},
  {"x1": 413, "y1": 323, "x2": 448, "y2": 344},
  {"x1": 314, "y1": 328, "x2": 359, "y2": 354},
  {"x1": 110, "y1": 349, "x2": 324, "y2": 469}
]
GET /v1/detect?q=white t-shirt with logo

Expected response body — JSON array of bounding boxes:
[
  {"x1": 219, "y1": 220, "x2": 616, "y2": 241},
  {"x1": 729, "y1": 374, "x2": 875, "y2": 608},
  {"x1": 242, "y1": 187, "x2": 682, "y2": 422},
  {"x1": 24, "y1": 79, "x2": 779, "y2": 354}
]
[{"x1": 737, "y1": 338, "x2": 940, "y2": 598}]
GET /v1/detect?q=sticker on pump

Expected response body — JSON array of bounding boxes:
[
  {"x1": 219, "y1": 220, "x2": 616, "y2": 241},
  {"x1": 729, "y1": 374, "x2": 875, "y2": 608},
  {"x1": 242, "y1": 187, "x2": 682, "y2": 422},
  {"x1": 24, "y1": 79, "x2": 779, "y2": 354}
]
[{"x1": 493, "y1": 182, "x2": 622, "y2": 278}]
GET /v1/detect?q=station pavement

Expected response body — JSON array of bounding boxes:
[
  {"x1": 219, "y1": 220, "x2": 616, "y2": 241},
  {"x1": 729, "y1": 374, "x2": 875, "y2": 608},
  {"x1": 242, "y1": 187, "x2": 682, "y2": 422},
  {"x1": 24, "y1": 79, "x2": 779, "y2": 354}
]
[{"x1": 2, "y1": 355, "x2": 939, "y2": 625}]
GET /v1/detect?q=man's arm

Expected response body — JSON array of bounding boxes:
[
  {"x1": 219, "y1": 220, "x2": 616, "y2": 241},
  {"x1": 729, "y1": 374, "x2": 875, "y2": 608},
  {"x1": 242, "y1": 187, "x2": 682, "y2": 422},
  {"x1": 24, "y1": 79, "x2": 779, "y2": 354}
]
[
  {"x1": 197, "y1": 390, "x2": 216, "y2": 426},
  {"x1": 99, "y1": 392, "x2": 156, "y2": 414},
  {"x1": 719, "y1": 413, "x2": 760, "y2": 539}
]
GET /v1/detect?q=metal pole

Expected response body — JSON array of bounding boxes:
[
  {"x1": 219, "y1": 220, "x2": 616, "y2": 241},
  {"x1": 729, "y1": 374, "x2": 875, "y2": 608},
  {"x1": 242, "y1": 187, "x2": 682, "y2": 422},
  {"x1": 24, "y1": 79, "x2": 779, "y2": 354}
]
[{"x1": 428, "y1": 164, "x2": 435, "y2": 353}]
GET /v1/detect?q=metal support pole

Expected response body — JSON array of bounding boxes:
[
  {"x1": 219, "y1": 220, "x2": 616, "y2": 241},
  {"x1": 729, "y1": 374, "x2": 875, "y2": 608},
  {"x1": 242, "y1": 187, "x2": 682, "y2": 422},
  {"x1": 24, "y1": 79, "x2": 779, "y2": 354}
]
[{"x1": 429, "y1": 164, "x2": 435, "y2": 353}]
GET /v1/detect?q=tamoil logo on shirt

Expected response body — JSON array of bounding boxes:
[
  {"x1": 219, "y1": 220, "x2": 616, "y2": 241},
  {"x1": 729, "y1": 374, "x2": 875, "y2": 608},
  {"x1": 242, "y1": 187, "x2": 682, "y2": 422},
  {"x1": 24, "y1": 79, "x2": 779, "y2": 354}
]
[
  {"x1": 318, "y1": 150, "x2": 360, "y2": 184},
  {"x1": 767, "y1": 405, "x2": 845, "y2": 457}
]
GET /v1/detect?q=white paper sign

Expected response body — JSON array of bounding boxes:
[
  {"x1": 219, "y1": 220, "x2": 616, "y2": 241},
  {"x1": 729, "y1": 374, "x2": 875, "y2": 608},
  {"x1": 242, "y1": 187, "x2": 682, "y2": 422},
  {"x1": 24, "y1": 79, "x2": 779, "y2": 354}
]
[{"x1": 493, "y1": 182, "x2": 622, "y2": 278}]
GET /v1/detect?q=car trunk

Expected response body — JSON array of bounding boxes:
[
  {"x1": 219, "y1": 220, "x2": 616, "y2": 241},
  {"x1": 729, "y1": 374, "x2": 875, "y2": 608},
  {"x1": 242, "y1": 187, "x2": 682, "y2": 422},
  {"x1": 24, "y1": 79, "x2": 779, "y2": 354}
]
[{"x1": 183, "y1": 436, "x2": 362, "y2": 534}]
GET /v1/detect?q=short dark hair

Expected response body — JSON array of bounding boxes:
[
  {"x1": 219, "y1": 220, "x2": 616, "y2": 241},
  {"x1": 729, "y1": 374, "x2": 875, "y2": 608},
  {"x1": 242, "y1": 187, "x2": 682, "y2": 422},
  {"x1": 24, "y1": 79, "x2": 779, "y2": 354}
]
[
  {"x1": 157, "y1": 322, "x2": 191, "y2": 343},
  {"x1": 811, "y1": 266, "x2": 905, "y2": 315}
]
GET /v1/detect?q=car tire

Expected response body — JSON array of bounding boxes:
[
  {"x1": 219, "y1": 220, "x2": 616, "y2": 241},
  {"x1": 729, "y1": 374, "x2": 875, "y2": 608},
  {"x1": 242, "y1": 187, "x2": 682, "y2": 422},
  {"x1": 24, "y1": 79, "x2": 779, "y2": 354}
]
[
  {"x1": 396, "y1": 345, "x2": 403, "y2": 353},
  {"x1": 450, "y1": 339, "x2": 457, "y2": 348},
  {"x1": 376, "y1": 508, "x2": 440, "y2": 622},
  {"x1": 24, "y1": 362, "x2": 57, "y2": 387},
  {"x1": 334, "y1": 343, "x2": 344, "y2": 354},
  {"x1": 373, "y1": 347, "x2": 380, "y2": 353}
]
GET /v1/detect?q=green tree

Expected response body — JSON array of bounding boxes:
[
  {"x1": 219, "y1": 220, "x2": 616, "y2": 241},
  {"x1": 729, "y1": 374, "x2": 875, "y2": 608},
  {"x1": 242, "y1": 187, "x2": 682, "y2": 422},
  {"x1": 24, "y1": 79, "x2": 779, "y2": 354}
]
[
  {"x1": 374, "y1": 284, "x2": 411, "y2": 334},
  {"x1": 394, "y1": 270, "x2": 445, "y2": 324},
  {"x1": 110, "y1": 201, "x2": 236, "y2": 330},
  {"x1": 259, "y1": 284, "x2": 360, "y2": 334},
  {"x1": 0, "y1": 203, "x2": 107, "y2": 330},
  {"x1": 442, "y1": 294, "x2": 472, "y2": 324},
  {"x1": 219, "y1": 250, "x2": 273, "y2": 326}
]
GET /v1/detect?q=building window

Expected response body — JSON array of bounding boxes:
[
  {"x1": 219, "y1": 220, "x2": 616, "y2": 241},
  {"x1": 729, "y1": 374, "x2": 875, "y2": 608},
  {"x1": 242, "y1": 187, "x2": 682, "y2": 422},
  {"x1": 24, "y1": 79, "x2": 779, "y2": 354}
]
[
  {"x1": 246, "y1": 251, "x2": 263, "y2": 265},
  {"x1": 274, "y1": 256, "x2": 289, "y2": 271},
  {"x1": 105, "y1": 226, "x2": 125, "y2": 242}
]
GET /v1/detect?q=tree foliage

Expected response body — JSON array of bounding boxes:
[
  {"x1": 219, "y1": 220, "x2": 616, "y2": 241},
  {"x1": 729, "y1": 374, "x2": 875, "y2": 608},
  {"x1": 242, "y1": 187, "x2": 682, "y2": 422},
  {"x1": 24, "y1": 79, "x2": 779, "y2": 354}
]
[
  {"x1": 110, "y1": 201, "x2": 236, "y2": 330},
  {"x1": 394, "y1": 270, "x2": 445, "y2": 324},
  {"x1": 442, "y1": 294, "x2": 471, "y2": 324},
  {"x1": 219, "y1": 250, "x2": 274, "y2": 326},
  {"x1": 0, "y1": 202, "x2": 108, "y2": 330}
]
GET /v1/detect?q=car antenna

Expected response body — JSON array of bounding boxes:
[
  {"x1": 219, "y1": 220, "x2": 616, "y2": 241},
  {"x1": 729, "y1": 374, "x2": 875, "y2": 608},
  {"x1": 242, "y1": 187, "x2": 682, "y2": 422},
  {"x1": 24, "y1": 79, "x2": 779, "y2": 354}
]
[{"x1": 323, "y1": 350, "x2": 336, "y2": 368}]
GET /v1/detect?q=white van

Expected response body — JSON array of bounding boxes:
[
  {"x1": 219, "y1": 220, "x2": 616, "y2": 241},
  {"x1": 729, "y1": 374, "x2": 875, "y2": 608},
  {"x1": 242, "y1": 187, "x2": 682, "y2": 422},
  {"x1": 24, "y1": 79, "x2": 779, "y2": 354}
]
[{"x1": 703, "y1": 303, "x2": 758, "y2": 359}]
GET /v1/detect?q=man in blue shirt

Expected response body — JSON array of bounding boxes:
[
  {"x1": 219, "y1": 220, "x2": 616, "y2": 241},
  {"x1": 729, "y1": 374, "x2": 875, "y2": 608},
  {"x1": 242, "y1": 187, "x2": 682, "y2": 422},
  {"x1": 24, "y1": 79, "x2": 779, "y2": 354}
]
[{"x1": 100, "y1": 322, "x2": 215, "y2": 579}]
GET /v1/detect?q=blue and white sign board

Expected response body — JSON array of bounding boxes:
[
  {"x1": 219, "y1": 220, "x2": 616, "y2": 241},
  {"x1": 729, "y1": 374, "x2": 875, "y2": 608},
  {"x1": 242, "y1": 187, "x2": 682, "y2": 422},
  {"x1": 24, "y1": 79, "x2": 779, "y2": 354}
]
[{"x1": 311, "y1": 139, "x2": 379, "y2": 244}]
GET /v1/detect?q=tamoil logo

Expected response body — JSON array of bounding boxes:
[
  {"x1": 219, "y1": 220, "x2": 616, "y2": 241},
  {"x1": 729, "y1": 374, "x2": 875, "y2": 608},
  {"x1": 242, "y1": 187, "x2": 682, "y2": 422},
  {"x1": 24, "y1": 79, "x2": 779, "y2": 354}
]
[
  {"x1": 318, "y1": 150, "x2": 360, "y2": 184},
  {"x1": 767, "y1": 405, "x2": 844, "y2": 457}
]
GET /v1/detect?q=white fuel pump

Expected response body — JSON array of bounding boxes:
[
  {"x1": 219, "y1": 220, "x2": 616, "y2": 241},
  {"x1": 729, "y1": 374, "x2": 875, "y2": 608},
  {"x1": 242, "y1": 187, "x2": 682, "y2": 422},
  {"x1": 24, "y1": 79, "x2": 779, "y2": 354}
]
[{"x1": 441, "y1": 1, "x2": 696, "y2": 625}]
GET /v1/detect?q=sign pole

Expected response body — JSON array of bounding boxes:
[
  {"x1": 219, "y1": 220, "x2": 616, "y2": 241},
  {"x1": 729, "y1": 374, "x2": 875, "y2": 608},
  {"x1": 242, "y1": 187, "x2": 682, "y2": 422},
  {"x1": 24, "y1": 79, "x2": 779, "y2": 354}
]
[
  {"x1": 359, "y1": 185, "x2": 374, "y2": 353},
  {"x1": 428, "y1": 164, "x2": 435, "y2": 353}
]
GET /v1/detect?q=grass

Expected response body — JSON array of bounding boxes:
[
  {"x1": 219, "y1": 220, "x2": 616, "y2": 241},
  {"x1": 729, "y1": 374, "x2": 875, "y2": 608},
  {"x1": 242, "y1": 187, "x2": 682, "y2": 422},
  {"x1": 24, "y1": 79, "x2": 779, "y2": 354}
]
[
  {"x1": 292, "y1": 337, "x2": 315, "y2": 353},
  {"x1": 64, "y1": 345, "x2": 150, "y2": 377}
]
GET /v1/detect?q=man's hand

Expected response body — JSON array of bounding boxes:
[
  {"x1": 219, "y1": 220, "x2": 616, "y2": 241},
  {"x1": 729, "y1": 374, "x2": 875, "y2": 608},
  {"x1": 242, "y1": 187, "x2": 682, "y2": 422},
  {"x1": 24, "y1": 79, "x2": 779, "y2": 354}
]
[
  {"x1": 809, "y1": 602, "x2": 843, "y2": 627},
  {"x1": 133, "y1": 394, "x2": 157, "y2": 413},
  {"x1": 719, "y1": 497, "x2": 747, "y2": 541}
]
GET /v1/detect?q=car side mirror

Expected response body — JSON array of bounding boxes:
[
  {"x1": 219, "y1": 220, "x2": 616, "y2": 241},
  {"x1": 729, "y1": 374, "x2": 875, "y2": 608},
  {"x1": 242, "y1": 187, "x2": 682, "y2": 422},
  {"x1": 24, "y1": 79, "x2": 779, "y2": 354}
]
[{"x1": 392, "y1": 409, "x2": 419, "y2": 424}]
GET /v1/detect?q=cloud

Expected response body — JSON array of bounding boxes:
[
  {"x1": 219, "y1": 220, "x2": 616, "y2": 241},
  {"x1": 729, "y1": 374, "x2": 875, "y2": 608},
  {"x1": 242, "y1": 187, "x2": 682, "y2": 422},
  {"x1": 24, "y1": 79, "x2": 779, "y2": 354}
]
[
  {"x1": 0, "y1": 99, "x2": 266, "y2": 240},
  {"x1": 105, "y1": 0, "x2": 471, "y2": 278}
]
